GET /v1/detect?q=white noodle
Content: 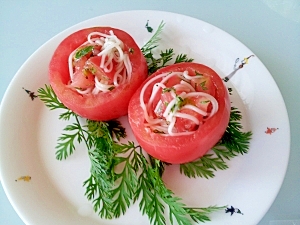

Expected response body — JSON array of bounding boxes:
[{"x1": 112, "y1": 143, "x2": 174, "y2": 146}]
[
  {"x1": 123, "y1": 54, "x2": 132, "y2": 83},
  {"x1": 76, "y1": 87, "x2": 93, "y2": 95},
  {"x1": 174, "y1": 112, "x2": 200, "y2": 125},
  {"x1": 179, "y1": 80, "x2": 195, "y2": 92},
  {"x1": 95, "y1": 77, "x2": 114, "y2": 93},
  {"x1": 182, "y1": 70, "x2": 197, "y2": 80},
  {"x1": 181, "y1": 104, "x2": 207, "y2": 116}
]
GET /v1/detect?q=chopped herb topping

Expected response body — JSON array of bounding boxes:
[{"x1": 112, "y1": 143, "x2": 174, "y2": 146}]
[
  {"x1": 200, "y1": 100, "x2": 210, "y2": 104},
  {"x1": 195, "y1": 71, "x2": 203, "y2": 76},
  {"x1": 200, "y1": 81, "x2": 208, "y2": 90},
  {"x1": 162, "y1": 87, "x2": 175, "y2": 93},
  {"x1": 129, "y1": 48, "x2": 134, "y2": 53},
  {"x1": 75, "y1": 46, "x2": 94, "y2": 59},
  {"x1": 170, "y1": 96, "x2": 184, "y2": 112},
  {"x1": 153, "y1": 129, "x2": 165, "y2": 134},
  {"x1": 86, "y1": 66, "x2": 96, "y2": 75}
]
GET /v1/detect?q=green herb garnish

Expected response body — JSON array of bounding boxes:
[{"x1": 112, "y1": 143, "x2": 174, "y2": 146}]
[
  {"x1": 129, "y1": 47, "x2": 134, "y2": 53},
  {"x1": 180, "y1": 107, "x2": 252, "y2": 178},
  {"x1": 162, "y1": 87, "x2": 175, "y2": 93},
  {"x1": 217, "y1": 107, "x2": 252, "y2": 156},
  {"x1": 195, "y1": 71, "x2": 203, "y2": 76},
  {"x1": 169, "y1": 96, "x2": 185, "y2": 113},
  {"x1": 108, "y1": 86, "x2": 115, "y2": 91},
  {"x1": 141, "y1": 21, "x2": 193, "y2": 74},
  {"x1": 144, "y1": 48, "x2": 174, "y2": 74},
  {"x1": 38, "y1": 85, "x2": 232, "y2": 224},
  {"x1": 75, "y1": 45, "x2": 94, "y2": 59},
  {"x1": 200, "y1": 100, "x2": 210, "y2": 104},
  {"x1": 141, "y1": 21, "x2": 165, "y2": 55},
  {"x1": 175, "y1": 54, "x2": 194, "y2": 64},
  {"x1": 86, "y1": 66, "x2": 96, "y2": 75},
  {"x1": 200, "y1": 81, "x2": 208, "y2": 90}
]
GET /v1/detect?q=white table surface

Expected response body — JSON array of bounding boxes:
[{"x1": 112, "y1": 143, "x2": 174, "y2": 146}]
[{"x1": 0, "y1": 1, "x2": 299, "y2": 224}]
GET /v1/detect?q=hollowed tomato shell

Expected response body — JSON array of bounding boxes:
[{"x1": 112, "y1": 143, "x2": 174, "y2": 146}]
[
  {"x1": 49, "y1": 27, "x2": 147, "y2": 121},
  {"x1": 128, "y1": 62, "x2": 231, "y2": 164}
]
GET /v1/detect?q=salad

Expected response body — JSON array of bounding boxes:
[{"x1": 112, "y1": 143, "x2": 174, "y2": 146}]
[
  {"x1": 128, "y1": 62, "x2": 230, "y2": 164},
  {"x1": 49, "y1": 27, "x2": 147, "y2": 121}
]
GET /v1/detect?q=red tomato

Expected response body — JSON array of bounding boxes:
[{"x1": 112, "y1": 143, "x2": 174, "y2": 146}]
[
  {"x1": 128, "y1": 62, "x2": 230, "y2": 164},
  {"x1": 49, "y1": 27, "x2": 147, "y2": 121}
]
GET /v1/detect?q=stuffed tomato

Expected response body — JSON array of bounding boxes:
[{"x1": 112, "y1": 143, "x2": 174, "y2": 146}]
[
  {"x1": 49, "y1": 27, "x2": 147, "y2": 121},
  {"x1": 128, "y1": 62, "x2": 230, "y2": 164}
]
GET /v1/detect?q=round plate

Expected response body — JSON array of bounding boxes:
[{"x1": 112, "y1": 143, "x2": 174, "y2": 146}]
[{"x1": 0, "y1": 10, "x2": 290, "y2": 225}]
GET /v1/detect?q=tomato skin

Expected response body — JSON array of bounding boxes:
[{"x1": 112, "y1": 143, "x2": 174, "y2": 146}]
[
  {"x1": 128, "y1": 62, "x2": 230, "y2": 164},
  {"x1": 49, "y1": 27, "x2": 147, "y2": 121}
]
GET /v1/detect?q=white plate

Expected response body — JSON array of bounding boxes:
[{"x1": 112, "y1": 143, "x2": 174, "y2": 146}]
[{"x1": 0, "y1": 10, "x2": 290, "y2": 225}]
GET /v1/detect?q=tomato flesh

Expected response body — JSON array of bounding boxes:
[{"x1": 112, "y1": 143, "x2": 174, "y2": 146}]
[
  {"x1": 174, "y1": 108, "x2": 202, "y2": 132},
  {"x1": 49, "y1": 27, "x2": 147, "y2": 121},
  {"x1": 71, "y1": 69, "x2": 95, "y2": 89},
  {"x1": 128, "y1": 62, "x2": 230, "y2": 164},
  {"x1": 85, "y1": 56, "x2": 116, "y2": 84}
]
